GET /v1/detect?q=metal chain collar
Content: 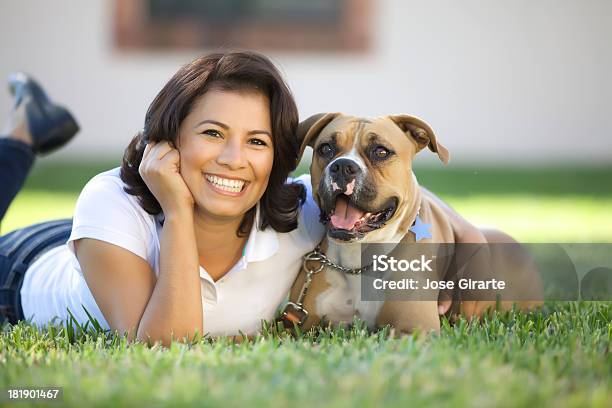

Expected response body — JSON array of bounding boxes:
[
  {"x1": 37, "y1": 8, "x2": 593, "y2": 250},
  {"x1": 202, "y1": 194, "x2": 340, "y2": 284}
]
[
  {"x1": 305, "y1": 246, "x2": 372, "y2": 276},
  {"x1": 279, "y1": 208, "x2": 423, "y2": 328},
  {"x1": 280, "y1": 245, "x2": 373, "y2": 328}
]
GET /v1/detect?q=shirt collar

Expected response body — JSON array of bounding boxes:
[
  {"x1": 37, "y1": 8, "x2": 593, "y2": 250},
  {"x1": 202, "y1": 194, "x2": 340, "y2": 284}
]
[
  {"x1": 244, "y1": 201, "x2": 279, "y2": 263},
  {"x1": 191, "y1": 202, "x2": 281, "y2": 284}
]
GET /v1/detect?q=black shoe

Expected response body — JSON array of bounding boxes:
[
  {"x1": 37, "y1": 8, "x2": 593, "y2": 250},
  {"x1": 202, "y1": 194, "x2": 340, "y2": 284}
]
[{"x1": 8, "y1": 73, "x2": 79, "y2": 155}]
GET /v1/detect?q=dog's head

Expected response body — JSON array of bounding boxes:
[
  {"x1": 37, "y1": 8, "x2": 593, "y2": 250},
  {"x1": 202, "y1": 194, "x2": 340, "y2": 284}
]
[{"x1": 297, "y1": 113, "x2": 449, "y2": 243}]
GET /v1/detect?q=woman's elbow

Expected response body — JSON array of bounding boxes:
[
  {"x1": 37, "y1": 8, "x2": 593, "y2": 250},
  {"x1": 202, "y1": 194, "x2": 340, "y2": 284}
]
[{"x1": 135, "y1": 325, "x2": 201, "y2": 347}]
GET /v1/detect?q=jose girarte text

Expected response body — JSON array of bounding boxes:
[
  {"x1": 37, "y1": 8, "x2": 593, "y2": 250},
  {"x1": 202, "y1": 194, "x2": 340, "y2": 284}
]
[{"x1": 371, "y1": 254, "x2": 506, "y2": 291}]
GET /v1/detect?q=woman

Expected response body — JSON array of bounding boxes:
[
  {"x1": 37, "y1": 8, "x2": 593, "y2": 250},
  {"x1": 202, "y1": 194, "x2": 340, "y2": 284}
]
[{"x1": 0, "y1": 52, "x2": 325, "y2": 345}]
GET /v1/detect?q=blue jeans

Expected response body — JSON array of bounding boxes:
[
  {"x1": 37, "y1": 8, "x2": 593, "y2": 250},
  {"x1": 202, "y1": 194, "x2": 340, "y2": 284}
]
[
  {"x1": 0, "y1": 137, "x2": 72, "y2": 325},
  {"x1": 0, "y1": 138, "x2": 34, "y2": 223},
  {"x1": 0, "y1": 219, "x2": 73, "y2": 324}
]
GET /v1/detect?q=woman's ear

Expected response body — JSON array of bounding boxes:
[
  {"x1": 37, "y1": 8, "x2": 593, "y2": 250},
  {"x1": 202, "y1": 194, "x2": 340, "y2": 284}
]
[
  {"x1": 296, "y1": 113, "x2": 340, "y2": 163},
  {"x1": 388, "y1": 114, "x2": 450, "y2": 164}
]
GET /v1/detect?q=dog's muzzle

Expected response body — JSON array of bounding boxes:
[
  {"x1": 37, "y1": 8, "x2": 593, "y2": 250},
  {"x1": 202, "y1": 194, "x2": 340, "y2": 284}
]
[
  {"x1": 317, "y1": 158, "x2": 398, "y2": 241},
  {"x1": 328, "y1": 158, "x2": 361, "y2": 193}
]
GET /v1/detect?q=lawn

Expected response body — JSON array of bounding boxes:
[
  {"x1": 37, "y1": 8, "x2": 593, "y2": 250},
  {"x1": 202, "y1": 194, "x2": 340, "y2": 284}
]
[{"x1": 1, "y1": 162, "x2": 611, "y2": 407}]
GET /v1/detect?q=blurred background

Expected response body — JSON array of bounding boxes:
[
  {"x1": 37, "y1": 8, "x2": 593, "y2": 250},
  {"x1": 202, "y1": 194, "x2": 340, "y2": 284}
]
[{"x1": 0, "y1": 0, "x2": 610, "y2": 241}]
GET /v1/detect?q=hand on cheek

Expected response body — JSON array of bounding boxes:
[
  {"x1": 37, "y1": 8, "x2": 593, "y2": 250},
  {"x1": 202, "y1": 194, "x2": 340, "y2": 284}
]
[{"x1": 139, "y1": 141, "x2": 195, "y2": 215}]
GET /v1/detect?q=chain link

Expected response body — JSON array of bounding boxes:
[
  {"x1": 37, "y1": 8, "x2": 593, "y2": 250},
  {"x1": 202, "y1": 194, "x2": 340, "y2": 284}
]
[
  {"x1": 282, "y1": 208, "x2": 422, "y2": 327},
  {"x1": 306, "y1": 246, "x2": 372, "y2": 275}
]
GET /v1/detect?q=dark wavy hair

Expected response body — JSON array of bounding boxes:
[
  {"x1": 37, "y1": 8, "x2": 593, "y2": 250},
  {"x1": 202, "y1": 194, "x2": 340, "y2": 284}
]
[{"x1": 120, "y1": 51, "x2": 305, "y2": 236}]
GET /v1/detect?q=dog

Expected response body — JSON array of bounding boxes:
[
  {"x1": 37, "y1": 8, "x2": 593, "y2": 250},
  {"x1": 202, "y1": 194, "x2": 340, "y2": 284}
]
[{"x1": 282, "y1": 113, "x2": 542, "y2": 334}]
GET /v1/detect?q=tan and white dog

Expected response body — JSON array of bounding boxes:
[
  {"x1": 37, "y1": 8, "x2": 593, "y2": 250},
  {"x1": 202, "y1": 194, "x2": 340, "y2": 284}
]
[{"x1": 283, "y1": 113, "x2": 542, "y2": 334}]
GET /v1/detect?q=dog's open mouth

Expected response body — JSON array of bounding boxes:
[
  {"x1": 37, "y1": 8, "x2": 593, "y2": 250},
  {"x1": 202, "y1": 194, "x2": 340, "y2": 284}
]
[{"x1": 323, "y1": 194, "x2": 397, "y2": 241}]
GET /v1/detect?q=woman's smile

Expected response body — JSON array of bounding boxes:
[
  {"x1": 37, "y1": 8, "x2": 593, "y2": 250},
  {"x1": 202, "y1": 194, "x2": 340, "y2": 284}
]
[{"x1": 204, "y1": 173, "x2": 250, "y2": 196}]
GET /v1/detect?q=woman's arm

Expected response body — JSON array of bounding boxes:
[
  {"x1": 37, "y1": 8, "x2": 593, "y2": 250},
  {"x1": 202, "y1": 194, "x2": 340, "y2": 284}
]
[
  {"x1": 74, "y1": 207, "x2": 202, "y2": 347},
  {"x1": 75, "y1": 141, "x2": 203, "y2": 347},
  {"x1": 137, "y1": 208, "x2": 202, "y2": 345}
]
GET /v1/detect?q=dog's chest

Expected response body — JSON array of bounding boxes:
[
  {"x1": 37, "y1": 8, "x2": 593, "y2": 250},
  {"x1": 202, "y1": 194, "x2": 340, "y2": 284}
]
[{"x1": 314, "y1": 269, "x2": 384, "y2": 329}]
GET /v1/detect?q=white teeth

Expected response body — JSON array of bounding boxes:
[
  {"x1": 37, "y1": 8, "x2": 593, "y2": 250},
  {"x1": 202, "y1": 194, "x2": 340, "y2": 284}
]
[
  {"x1": 359, "y1": 213, "x2": 370, "y2": 221},
  {"x1": 205, "y1": 175, "x2": 246, "y2": 193}
]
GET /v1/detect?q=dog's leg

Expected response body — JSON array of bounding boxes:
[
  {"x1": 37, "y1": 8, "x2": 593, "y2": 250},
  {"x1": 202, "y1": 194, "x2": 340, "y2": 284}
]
[
  {"x1": 376, "y1": 301, "x2": 440, "y2": 335},
  {"x1": 372, "y1": 240, "x2": 442, "y2": 335},
  {"x1": 479, "y1": 228, "x2": 544, "y2": 313},
  {"x1": 424, "y1": 188, "x2": 544, "y2": 318}
]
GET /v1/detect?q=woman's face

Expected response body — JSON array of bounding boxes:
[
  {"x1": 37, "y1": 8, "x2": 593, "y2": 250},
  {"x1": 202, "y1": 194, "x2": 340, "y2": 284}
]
[{"x1": 178, "y1": 89, "x2": 274, "y2": 221}]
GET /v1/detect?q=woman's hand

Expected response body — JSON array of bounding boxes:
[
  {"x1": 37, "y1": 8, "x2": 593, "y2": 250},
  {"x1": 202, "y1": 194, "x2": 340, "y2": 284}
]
[{"x1": 139, "y1": 141, "x2": 194, "y2": 215}]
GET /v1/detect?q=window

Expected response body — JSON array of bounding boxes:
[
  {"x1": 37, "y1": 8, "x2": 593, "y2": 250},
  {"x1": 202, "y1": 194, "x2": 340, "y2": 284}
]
[{"x1": 114, "y1": 0, "x2": 371, "y2": 52}]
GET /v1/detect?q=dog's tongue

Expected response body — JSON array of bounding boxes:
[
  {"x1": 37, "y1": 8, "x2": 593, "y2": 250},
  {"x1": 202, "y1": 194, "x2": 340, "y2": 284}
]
[{"x1": 331, "y1": 195, "x2": 365, "y2": 230}]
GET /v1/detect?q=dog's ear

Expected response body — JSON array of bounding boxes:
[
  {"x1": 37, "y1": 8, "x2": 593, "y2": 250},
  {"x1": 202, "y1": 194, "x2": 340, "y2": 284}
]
[
  {"x1": 296, "y1": 113, "x2": 341, "y2": 162},
  {"x1": 389, "y1": 114, "x2": 450, "y2": 164}
]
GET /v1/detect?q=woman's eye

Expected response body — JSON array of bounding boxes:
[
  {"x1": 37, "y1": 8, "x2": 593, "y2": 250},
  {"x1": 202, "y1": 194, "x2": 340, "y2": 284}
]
[
  {"x1": 249, "y1": 138, "x2": 268, "y2": 147},
  {"x1": 317, "y1": 143, "x2": 333, "y2": 157},
  {"x1": 202, "y1": 129, "x2": 222, "y2": 138},
  {"x1": 373, "y1": 146, "x2": 391, "y2": 159}
]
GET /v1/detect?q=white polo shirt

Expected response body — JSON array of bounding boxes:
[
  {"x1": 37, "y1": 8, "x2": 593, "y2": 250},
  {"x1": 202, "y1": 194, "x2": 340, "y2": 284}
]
[{"x1": 19, "y1": 168, "x2": 325, "y2": 337}]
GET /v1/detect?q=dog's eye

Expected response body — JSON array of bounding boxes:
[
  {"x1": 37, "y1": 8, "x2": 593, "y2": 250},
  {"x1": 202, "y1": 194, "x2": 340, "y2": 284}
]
[
  {"x1": 373, "y1": 146, "x2": 390, "y2": 159},
  {"x1": 317, "y1": 143, "x2": 333, "y2": 158}
]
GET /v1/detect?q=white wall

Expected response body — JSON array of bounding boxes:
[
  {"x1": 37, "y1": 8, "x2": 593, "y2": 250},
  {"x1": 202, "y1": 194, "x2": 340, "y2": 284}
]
[{"x1": 0, "y1": 0, "x2": 610, "y2": 164}]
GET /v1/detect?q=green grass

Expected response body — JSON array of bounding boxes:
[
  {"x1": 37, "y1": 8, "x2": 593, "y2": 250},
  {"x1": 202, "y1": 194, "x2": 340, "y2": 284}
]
[
  {"x1": 1, "y1": 303, "x2": 610, "y2": 407},
  {"x1": 1, "y1": 162, "x2": 611, "y2": 407}
]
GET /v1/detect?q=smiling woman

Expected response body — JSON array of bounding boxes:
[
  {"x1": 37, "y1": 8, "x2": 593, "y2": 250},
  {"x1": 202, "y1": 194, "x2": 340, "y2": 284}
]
[
  {"x1": 121, "y1": 52, "x2": 305, "y2": 235},
  {"x1": 179, "y1": 91, "x2": 274, "y2": 222},
  {"x1": 0, "y1": 52, "x2": 326, "y2": 346}
]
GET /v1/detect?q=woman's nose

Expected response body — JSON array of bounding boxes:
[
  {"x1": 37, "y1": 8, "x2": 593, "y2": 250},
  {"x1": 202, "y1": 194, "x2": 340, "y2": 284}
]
[{"x1": 216, "y1": 140, "x2": 247, "y2": 169}]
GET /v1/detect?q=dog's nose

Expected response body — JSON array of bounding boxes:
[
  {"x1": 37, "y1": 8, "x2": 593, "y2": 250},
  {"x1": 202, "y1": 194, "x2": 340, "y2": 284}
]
[{"x1": 330, "y1": 158, "x2": 361, "y2": 179}]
